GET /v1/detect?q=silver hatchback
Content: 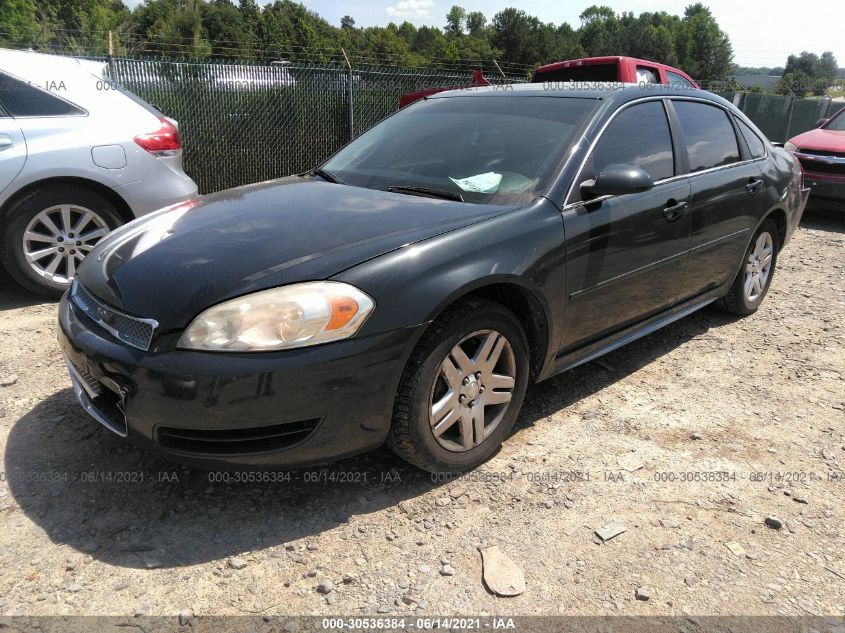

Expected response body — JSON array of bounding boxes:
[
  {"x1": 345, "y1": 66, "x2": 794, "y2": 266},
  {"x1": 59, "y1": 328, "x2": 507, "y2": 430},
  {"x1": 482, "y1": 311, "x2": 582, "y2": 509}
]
[{"x1": 0, "y1": 48, "x2": 197, "y2": 296}]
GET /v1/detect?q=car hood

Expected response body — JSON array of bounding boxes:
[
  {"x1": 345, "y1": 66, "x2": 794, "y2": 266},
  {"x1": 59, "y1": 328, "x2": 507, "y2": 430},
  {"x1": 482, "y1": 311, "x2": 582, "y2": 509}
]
[
  {"x1": 77, "y1": 177, "x2": 517, "y2": 331},
  {"x1": 789, "y1": 128, "x2": 845, "y2": 153}
]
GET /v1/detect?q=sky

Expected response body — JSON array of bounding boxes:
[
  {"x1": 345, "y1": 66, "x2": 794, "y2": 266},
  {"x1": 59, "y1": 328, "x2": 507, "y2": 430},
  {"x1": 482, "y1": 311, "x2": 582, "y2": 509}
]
[{"x1": 125, "y1": 0, "x2": 845, "y2": 68}]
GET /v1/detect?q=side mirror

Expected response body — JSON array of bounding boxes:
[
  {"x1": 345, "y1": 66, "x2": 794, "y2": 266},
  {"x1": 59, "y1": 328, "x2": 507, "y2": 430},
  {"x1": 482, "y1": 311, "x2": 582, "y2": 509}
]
[
  {"x1": 581, "y1": 164, "x2": 654, "y2": 199},
  {"x1": 815, "y1": 118, "x2": 829, "y2": 128}
]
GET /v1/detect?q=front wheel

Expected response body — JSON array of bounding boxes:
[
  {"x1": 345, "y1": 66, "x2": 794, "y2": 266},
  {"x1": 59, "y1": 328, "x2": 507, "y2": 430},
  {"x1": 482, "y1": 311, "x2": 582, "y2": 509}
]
[
  {"x1": 720, "y1": 218, "x2": 779, "y2": 316},
  {"x1": 388, "y1": 298, "x2": 529, "y2": 473}
]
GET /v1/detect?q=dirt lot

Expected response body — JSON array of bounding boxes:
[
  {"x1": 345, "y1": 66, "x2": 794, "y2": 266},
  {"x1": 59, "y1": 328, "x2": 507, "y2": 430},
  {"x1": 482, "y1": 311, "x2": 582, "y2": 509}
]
[{"x1": 0, "y1": 211, "x2": 843, "y2": 620}]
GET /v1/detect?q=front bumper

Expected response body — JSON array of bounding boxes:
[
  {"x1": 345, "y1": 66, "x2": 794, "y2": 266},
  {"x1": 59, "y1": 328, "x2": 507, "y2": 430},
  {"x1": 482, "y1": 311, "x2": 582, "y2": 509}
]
[
  {"x1": 58, "y1": 293, "x2": 423, "y2": 468},
  {"x1": 803, "y1": 171, "x2": 845, "y2": 206}
]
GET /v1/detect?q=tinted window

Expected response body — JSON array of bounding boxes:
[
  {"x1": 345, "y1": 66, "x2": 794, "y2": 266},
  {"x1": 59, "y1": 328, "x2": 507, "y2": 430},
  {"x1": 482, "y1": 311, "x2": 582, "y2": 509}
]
[
  {"x1": 583, "y1": 101, "x2": 674, "y2": 188},
  {"x1": 531, "y1": 64, "x2": 618, "y2": 83},
  {"x1": 666, "y1": 71, "x2": 694, "y2": 88},
  {"x1": 673, "y1": 101, "x2": 739, "y2": 172},
  {"x1": 324, "y1": 96, "x2": 598, "y2": 205},
  {"x1": 736, "y1": 118, "x2": 766, "y2": 158},
  {"x1": 0, "y1": 71, "x2": 84, "y2": 117}
]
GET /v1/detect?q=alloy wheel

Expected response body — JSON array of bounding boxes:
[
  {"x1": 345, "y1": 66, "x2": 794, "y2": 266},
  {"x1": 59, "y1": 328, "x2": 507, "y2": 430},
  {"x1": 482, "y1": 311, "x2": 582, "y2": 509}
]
[
  {"x1": 428, "y1": 329, "x2": 517, "y2": 452},
  {"x1": 22, "y1": 205, "x2": 110, "y2": 284},
  {"x1": 743, "y1": 231, "x2": 773, "y2": 302}
]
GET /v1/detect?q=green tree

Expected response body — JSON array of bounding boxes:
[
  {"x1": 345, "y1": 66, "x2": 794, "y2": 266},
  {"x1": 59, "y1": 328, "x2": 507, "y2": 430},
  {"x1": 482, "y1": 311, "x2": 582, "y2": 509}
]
[
  {"x1": 445, "y1": 5, "x2": 465, "y2": 36},
  {"x1": 680, "y1": 3, "x2": 732, "y2": 80},
  {"x1": 465, "y1": 11, "x2": 486, "y2": 37},
  {"x1": 0, "y1": 0, "x2": 39, "y2": 47}
]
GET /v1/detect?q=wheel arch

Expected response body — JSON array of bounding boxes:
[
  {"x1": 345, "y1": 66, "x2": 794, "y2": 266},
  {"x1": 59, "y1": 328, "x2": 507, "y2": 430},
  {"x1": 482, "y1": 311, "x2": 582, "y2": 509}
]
[
  {"x1": 422, "y1": 278, "x2": 553, "y2": 382},
  {"x1": 0, "y1": 176, "x2": 134, "y2": 226},
  {"x1": 759, "y1": 206, "x2": 788, "y2": 251}
]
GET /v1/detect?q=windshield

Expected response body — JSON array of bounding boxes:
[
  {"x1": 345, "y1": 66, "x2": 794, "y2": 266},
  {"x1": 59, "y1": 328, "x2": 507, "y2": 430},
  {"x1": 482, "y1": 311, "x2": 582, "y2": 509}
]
[
  {"x1": 825, "y1": 108, "x2": 845, "y2": 131},
  {"x1": 322, "y1": 95, "x2": 598, "y2": 204}
]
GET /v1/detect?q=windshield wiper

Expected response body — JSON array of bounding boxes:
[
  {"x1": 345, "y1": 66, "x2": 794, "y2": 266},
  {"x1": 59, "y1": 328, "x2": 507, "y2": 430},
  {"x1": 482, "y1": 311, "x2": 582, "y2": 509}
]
[
  {"x1": 387, "y1": 185, "x2": 464, "y2": 202},
  {"x1": 310, "y1": 167, "x2": 347, "y2": 185}
]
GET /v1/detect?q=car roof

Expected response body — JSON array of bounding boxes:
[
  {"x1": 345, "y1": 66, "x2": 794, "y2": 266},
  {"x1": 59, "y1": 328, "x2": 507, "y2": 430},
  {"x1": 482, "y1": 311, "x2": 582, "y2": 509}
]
[
  {"x1": 427, "y1": 82, "x2": 731, "y2": 109},
  {"x1": 535, "y1": 55, "x2": 677, "y2": 72},
  {"x1": 0, "y1": 48, "x2": 106, "y2": 79}
]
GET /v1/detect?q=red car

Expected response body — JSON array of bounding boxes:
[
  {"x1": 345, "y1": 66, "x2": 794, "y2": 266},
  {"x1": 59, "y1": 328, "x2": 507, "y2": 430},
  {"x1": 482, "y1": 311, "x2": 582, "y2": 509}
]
[
  {"x1": 786, "y1": 107, "x2": 845, "y2": 209},
  {"x1": 399, "y1": 56, "x2": 699, "y2": 108},
  {"x1": 531, "y1": 56, "x2": 700, "y2": 88}
]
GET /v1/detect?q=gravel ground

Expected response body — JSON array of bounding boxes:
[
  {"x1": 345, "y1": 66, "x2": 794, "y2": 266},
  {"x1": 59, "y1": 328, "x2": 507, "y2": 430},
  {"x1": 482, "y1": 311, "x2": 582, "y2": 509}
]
[{"x1": 0, "y1": 211, "x2": 843, "y2": 619}]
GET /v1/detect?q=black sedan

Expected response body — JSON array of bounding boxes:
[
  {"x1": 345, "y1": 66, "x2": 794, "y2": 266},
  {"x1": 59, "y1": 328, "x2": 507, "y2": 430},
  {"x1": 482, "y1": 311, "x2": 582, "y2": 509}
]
[{"x1": 58, "y1": 84, "x2": 809, "y2": 473}]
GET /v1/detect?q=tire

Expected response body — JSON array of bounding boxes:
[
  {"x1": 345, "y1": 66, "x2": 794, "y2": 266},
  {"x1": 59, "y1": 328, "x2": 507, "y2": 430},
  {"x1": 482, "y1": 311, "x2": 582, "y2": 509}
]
[
  {"x1": 719, "y1": 218, "x2": 780, "y2": 316},
  {"x1": 387, "y1": 297, "x2": 530, "y2": 473},
  {"x1": 1, "y1": 185, "x2": 124, "y2": 298}
]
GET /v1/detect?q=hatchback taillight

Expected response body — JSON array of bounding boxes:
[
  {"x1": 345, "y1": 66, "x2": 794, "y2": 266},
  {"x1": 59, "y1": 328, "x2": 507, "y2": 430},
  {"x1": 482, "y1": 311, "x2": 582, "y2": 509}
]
[{"x1": 134, "y1": 117, "x2": 181, "y2": 155}]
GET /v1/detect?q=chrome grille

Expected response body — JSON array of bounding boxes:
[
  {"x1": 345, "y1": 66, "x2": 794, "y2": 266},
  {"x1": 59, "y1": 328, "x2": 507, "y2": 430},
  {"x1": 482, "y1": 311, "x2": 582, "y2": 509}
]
[{"x1": 71, "y1": 280, "x2": 158, "y2": 351}]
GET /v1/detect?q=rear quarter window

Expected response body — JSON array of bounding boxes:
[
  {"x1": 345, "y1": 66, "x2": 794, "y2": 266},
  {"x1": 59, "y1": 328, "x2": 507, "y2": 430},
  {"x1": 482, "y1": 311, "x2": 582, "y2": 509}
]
[
  {"x1": 666, "y1": 71, "x2": 694, "y2": 88},
  {"x1": 736, "y1": 118, "x2": 766, "y2": 159},
  {"x1": 0, "y1": 71, "x2": 85, "y2": 117},
  {"x1": 673, "y1": 101, "x2": 740, "y2": 172}
]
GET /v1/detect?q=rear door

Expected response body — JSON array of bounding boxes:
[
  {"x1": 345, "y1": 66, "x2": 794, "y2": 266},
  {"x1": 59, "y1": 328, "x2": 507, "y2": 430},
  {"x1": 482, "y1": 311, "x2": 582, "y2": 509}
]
[
  {"x1": 560, "y1": 99, "x2": 692, "y2": 351},
  {"x1": 0, "y1": 98, "x2": 26, "y2": 195},
  {"x1": 669, "y1": 99, "x2": 764, "y2": 300}
]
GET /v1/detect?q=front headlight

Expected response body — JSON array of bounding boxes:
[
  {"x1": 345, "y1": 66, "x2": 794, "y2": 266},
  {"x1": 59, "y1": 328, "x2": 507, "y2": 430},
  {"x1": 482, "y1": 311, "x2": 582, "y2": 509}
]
[
  {"x1": 784, "y1": 141, "x2": 797, "y2": 152},
  {"x1": 178, "y1": 282, "x2": 375, "y2": 351}
]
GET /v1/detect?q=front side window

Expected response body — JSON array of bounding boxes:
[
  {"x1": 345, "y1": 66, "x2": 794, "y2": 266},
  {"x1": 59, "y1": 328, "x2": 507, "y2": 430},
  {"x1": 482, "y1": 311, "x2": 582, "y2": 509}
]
[
  {"x1": 0, "y1": 71, "x2": 84, "y2": 117},
  {"x1": 673, "y1": 101, "x2": 739, "y2": 172},
  {"x1": 736, "y1": 118, "x2": 766, "y2": 159},
  {"x1": 323, "y1": 95, "x2": 598, "y2": 205},
  {"x1": 576, "y1": 101, "x2": 674, "y2": 199},
  {"x1": 666, "y1": 71, "x2": 694, "y2": 88}
]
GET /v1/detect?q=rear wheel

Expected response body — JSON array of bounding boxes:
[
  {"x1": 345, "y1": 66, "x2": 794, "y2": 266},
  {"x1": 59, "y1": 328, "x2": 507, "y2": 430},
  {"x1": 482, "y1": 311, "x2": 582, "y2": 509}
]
[
  {"x1": 720, "y1": 218, "x2": 779, "y2": 316},
  {"x1": 2, "y1": 186, "x2": 123, "y2": 298},
  {"x1": 388, "y1": 298, "x2": 529, "y2": 473}
]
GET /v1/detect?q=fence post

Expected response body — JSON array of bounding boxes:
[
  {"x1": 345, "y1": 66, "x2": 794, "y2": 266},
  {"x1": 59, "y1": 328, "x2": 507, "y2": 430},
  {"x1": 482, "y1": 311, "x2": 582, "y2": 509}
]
[{"x1": 342, "y1": 48, "x2": 354, "y2": 141}]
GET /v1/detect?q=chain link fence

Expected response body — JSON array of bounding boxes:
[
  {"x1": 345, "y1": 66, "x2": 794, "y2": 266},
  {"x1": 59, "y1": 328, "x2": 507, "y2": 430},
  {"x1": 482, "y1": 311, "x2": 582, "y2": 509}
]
[
  {"x1": 104, "y1": 57, "x2": 842, "y2": 194},
  {"x1": 713, "y1": 90, "x2": 842, "y2": 144},
  {"x1": 106, "y1": 57, "x2": 527, "y2": 193}
]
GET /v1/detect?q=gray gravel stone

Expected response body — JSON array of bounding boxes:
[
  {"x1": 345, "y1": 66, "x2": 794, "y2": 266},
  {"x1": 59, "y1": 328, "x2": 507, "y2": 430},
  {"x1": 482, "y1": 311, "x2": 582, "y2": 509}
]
[
  {"x1": 228, "y1": 557, "x2": 248, "y2": 570},
  {"x1": 317, "y1": 580, "x2": 334, "y2": 594},
  {"x1": 0, "y1": 374, "x2": 18, "y2": 387},
  {"x1": 764, "y1": 516, "x2": 784, "y2": 530},
  {"x1": 635, "y1": 587, "x2": 652, "y2": 601},
  {"x1": 179, "y1": 609, "x2": 193, "y2": 625}
]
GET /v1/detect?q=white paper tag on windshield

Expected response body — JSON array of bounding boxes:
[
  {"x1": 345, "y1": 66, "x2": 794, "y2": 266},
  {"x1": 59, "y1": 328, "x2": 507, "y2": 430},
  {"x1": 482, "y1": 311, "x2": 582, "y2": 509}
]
[{"x1": 449, "y1": 172, "x2": 502, "y2": 194}]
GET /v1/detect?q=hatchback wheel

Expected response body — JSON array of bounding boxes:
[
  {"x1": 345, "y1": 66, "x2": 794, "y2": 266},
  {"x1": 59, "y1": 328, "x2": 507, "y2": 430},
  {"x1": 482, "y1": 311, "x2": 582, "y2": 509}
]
[
  {"x1": 720, "y1": 218, "x2": 779, "y2": 316},
  {"x1": 388, "y1": 298, "x2": 529, "y2": 473},
  {"x1": 2, "y1": 186, "x2": 122, "y2": 298}
]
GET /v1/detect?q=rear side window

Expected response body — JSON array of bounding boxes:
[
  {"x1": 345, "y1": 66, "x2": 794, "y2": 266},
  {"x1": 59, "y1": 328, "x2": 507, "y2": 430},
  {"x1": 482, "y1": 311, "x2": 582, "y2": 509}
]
[
  {"x1": 584, "y1": 101, "x2": 675, "y2": 185},
  {"x1": 532, "y1": 63, "x2": 618, "y2": 83},
  {"x1": 673, "y1": 101, "x2": 739, "y2": 172},
  {"x1": 736, "y1": 118, "x2": 766, "y2": 158},
  {"x1": 666, "y1": 71, "x2": 694, "y2": 88},
  {"x1": 0, "y1": 71, "x2": 84, "y2": 117}
]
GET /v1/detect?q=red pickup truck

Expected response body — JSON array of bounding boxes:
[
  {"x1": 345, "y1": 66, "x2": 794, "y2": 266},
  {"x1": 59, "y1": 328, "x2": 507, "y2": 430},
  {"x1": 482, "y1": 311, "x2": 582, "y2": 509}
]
[
  {"x1": 531, "y1": 56, "x2": 699, "y2": 88},
  {"x1": 399, "y1": 56, "x2": 699, "y2": 107}
]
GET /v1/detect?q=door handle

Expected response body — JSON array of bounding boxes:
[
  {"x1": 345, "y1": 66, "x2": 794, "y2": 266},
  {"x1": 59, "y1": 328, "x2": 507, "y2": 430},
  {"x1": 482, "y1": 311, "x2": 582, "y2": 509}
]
[
  {"x1": 663, "y1": 199, "x2": 688, "y2": 222},
  {"x1": 0, "y1": 135, "x2": 13, "y2": 151},
  {"x1": 746, "y1": 178, "x2": 763, "y2": 195}
]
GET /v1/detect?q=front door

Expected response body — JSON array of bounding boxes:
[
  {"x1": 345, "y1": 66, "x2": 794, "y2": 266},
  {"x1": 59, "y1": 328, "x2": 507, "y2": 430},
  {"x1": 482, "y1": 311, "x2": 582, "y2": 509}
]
[{"x1": 560, "y1": 100, "x2": 691, "y2": 351}]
